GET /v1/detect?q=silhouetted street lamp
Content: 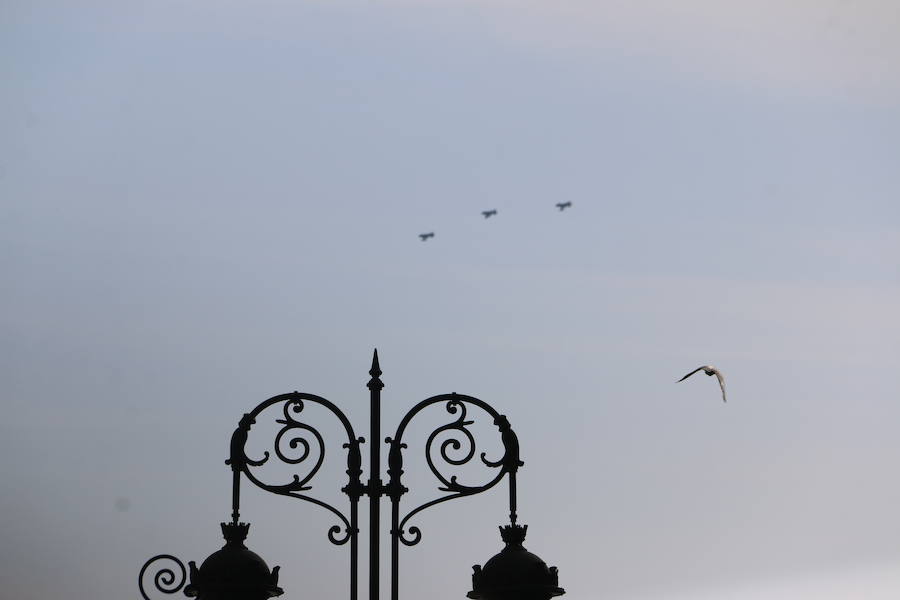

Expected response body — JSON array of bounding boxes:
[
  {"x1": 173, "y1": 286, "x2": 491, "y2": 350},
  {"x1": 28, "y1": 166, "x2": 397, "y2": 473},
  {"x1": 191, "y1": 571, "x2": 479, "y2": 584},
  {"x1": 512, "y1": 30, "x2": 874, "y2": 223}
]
[{"x1": 139, "y1": 351, "x2": 564, "y2": 600}]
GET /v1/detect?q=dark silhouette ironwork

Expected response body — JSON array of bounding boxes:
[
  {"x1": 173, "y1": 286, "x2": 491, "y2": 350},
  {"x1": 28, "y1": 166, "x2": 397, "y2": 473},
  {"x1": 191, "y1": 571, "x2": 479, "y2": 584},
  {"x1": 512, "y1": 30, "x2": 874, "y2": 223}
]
[
  {"x1": 468, "y1": 524, "x2": 563, "y2": 600},
  {"x1": 139, "y1": 350, "x2": 562, "y2": 600},
  {"x1": 140, "y1": 554, "x2": 187, "y2": 599}
]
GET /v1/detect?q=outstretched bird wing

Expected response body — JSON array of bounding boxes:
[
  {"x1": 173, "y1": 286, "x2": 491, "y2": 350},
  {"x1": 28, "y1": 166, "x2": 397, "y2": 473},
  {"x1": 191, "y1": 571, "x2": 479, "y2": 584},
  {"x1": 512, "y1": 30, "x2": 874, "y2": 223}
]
[
  {"x1": 713, "y1": 369, "x2": 727, "y2": 403},
  {"x1": 677, "y1": 366, "x2": 707, "y2": 382}
]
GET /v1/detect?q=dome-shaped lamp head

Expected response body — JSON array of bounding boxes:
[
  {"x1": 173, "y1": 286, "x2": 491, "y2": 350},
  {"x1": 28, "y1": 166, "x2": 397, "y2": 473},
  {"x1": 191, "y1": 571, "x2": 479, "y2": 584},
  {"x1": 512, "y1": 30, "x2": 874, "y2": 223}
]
[
  {"x1": 183, "y1": 522, "x2": 283, "y2": 600},
  {"x1": 468, "y1": 523, "x2": 564, "y2": 600}
]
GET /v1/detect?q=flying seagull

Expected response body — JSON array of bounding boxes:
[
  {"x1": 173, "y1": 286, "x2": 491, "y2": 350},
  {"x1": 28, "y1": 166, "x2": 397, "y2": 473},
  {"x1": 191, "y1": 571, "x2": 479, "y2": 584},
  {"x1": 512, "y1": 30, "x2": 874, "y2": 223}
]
[
  {"x1": 677, "y1": 365, "x2": 727, "y2": 402},
  {"x1": 481, "y1": 209, "x2": 498, "y2": 219},
  {"x1": 555, "y1": 202, "x2": 572, "y2": 211},
  {"x1": 419, "y1": 232, "x2": 435, "y2": 241}
]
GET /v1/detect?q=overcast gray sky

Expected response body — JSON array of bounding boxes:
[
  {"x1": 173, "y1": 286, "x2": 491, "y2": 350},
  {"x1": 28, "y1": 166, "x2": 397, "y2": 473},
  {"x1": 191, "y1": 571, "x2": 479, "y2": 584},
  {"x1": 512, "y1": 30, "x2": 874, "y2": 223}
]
[{"x1": 2, "y1": 1, "x2": 899, "y2": 599}]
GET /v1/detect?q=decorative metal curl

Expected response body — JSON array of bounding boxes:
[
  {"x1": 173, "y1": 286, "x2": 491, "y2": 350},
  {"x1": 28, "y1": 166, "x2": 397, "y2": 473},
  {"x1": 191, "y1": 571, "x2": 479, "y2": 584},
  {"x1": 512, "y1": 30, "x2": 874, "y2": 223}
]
[
  {"x1": 398, "y1": 525, "x2": 421, "y2": 546},
  {"x1": 271, "y1": 398, "x2": 326, "y2": 488},
  {"x1": 426, "y1": 400, "x2": 478, "y2": 491},
  {"x1": 391, "y1": 394, "x2": 515, "y2": 546},
  {"x1": 236, "y1": 392, "x2": 361, "y2": 547},
  {"x1": 423, "y1": 399, "x2": 509, "y2": 494},
  {"x1": 139, "y1": 554, "x2": 187, "y2": 600},
  {"x1": 328, "y1": 523, "x2": 353, "y2": 545},
  {"x1": 238, "y1": 397, "x2": 328, "y2": 492}
]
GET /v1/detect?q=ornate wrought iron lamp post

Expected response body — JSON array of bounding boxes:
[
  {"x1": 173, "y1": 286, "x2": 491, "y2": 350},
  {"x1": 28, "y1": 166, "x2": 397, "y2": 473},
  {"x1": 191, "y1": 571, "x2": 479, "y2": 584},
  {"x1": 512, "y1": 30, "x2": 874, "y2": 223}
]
[{"x1": 140, "y1": 350, "x2": 563, "y2": 600}]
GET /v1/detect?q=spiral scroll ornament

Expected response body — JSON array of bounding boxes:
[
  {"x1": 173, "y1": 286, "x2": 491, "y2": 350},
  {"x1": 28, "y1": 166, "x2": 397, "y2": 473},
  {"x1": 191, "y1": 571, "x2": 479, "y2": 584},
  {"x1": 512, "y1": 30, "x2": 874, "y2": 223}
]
[
  {"x1": 426, "y1": 400, "x2": 479, "y2": 491},
  {"x1": 235, "y1": 393, "x2": 361, "y2": 547},
  {"x1": 424, "y1": 399, "x2": 512, "y2": 493},
  {"x1": 393, "y1": 396, "x2": 516, "y2": 546},
  {"x1": 139, "y1": 554, "x2": 187, "y2": 600}
]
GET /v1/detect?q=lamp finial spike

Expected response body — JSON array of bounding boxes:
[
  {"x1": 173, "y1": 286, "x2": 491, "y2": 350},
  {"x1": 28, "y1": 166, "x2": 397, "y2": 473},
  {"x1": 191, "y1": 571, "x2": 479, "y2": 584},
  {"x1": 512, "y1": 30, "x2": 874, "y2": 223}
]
[
  {"x1": 368, "y1": 349, "x2": 384, "y2": 390},
  {"x1": 370, "y1": 348, "x2": 381, "y2": 377}
]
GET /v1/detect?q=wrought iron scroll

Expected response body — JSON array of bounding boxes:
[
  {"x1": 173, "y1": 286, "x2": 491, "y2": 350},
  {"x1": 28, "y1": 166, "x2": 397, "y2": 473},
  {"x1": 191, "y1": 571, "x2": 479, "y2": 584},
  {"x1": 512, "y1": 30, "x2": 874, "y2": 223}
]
[
  {"x1": 139, "y1": 554, "x2": 187, "y2": 600},
  {"x1": 387, "y1": 393, "x2": 522, "y2": 546},
  {"x1": 233, "y1": 392, "x2": 362, "y2": 546}
]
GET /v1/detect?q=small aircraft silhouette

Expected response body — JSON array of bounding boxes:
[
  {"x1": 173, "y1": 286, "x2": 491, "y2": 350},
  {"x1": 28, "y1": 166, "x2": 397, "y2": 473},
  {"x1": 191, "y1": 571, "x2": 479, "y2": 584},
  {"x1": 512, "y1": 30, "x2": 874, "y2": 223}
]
[
  {"x1": 481, "y1": 209, "x2": 498, "y2": 219},
  {"x1": 555, "y1": 202, "x2": 572, "y2": 211},
  {"x1": 677, "y1": 365, "x2": 727, "y2": 403},
  {"x1": 419, "y1": 232, "x2": 435, "y2": 241}
]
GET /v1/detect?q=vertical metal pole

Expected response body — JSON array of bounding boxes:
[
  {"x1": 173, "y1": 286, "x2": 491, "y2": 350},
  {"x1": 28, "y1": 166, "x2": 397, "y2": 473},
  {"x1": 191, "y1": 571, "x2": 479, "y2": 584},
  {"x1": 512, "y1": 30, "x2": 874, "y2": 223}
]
[
  {"x1": 387, "y1": 439, "x2": 401, "y2": 600},
  {"x1": 344, "y1": 436, "x2": 364, "y2": 600},
  {"x1": 390, "y1": 498, "x2": 399, "y2": 600},
  {"x1": 226, "y1": 415, "x2": 254, "y2": 525},
  {"x1": 350, "y1": 500, "x2": 359, "y2": 600},
  {"x1": 508, "y1": 471, "x2": 517, "y2": 525},
  {"x1": 367, "y1": 350, "x2": 384, "y2": 600},
  {"x1": 386, "y1": 432, "x2": 406, "y2": 600},
  {"x1": 231, "y1": 470, "x2": 241, "y2": 524}
]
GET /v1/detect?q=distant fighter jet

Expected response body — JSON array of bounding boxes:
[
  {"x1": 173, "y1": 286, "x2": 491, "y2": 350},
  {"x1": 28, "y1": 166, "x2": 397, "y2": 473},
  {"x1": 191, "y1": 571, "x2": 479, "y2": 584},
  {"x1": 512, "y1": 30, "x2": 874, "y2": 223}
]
[
  {"x1": 555, "y1": 202, "x2": 572, "y2": 211},
  {"x1": 481, "y1": 209, "x2": 498, "y2": 219},
  {"x1": 419, "y1": 232, "x2": 435, "y2": 241},
  {"x1": 677, "y1": 365, "x2": 727, "y2": 403}
]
